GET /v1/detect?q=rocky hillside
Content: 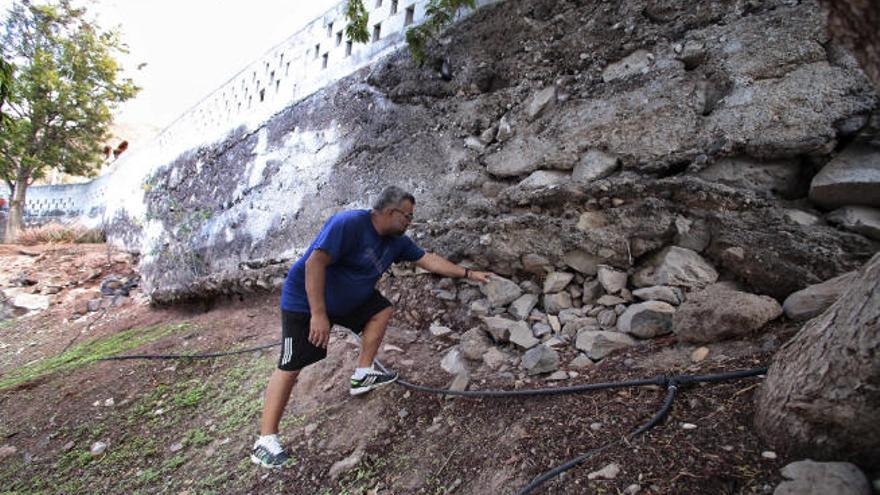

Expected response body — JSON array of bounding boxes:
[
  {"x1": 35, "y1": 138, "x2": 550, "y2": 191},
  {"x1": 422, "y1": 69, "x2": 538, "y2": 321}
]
[{"x1": 125, "y1": 0, "x2": 878, "y2": 305}]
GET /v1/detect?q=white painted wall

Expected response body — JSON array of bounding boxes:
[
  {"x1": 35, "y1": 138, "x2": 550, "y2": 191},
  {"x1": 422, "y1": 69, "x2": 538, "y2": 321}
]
[{"x1": 12, "y1": 0, "x2": 502, "y2": 231}]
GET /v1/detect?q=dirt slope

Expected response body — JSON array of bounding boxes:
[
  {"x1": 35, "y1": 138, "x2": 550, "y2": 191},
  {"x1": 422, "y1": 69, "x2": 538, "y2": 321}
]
[{"x1": 0, "y1": 244, "x2": 802, "y2": 494}]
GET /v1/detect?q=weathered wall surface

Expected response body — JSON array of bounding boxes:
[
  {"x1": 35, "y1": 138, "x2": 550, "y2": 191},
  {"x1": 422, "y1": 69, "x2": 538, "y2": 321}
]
[
  {"x1": 5, "y1": 0, "x2": 500, "y2": 227},
  {"x1": 122, "y1": 0, "x2": 879, "y2": 303}
]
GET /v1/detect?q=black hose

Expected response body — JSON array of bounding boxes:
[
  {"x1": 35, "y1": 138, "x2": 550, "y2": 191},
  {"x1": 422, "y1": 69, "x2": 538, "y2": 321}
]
[
  {"x1": 99, "y1": 337, "x2": 766, "y2": 494},
  {"x1": 515, "y1": 368, "x2": 768, "y2": 495},
  {"x1": 515, "y1": 384, "x2": 679, "y2": 495}
]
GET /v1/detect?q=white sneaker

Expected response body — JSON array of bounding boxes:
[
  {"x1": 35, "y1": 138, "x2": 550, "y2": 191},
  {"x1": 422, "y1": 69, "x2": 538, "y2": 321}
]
[{"x1": 250, "y1": 435, "x2": 292, "y2": 468}]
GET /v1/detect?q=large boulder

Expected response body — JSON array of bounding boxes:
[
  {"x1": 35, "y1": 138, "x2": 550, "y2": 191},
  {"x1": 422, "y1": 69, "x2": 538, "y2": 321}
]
[
  {"x1": 782, "y1": 271, "x2": 857, "y2": 320},
  {"x1": 673, "y1": 284, "x2": 782, "y2": 343},
  {"x1": 809, "y1": 145, "x2": 880, "y2": 208},
  {"x1": 617, "y1": 301, "x2": 676, "y2": 338},
  {"x1": 756, "y1": 253, "x2": 880, "y2": 470},
  {"x1": 633, "y1": 246, "x2": 719, "y2": 289},
  {"x1": 575, "y1": 330, "x2": 637, "y2": 360}
]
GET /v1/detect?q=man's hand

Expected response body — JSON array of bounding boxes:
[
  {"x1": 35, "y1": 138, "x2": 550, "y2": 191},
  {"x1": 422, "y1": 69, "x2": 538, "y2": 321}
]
[
  {"x1": 309, "y1": 313, "x2": 331, "y2": 348},
  {"x1": 467, "y1": 270, "x2": 495, "y2": 284}
]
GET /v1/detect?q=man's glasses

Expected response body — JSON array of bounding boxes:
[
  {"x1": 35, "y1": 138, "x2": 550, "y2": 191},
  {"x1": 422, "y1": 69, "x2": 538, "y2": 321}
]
[{"x1": 392, "y1": 209, "x2": 414, "y2": 221}]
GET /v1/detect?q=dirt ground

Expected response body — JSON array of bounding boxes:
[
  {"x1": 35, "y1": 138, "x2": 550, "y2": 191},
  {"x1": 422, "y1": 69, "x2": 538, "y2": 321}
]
[{"x1": 0, "y1": 243, "x2": 808, "y2": 494}]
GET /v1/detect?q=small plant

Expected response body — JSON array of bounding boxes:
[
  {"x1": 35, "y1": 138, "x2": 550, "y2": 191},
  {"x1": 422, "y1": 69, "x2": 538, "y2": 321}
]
[{"x1": 345, "y1": 0, "x2": 476, "y2": 66}]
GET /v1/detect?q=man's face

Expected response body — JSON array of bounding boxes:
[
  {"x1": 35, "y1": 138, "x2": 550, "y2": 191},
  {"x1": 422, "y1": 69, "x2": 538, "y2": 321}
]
[{"x1": 387, "y1": 200, "x2": 414, "y2": 236}]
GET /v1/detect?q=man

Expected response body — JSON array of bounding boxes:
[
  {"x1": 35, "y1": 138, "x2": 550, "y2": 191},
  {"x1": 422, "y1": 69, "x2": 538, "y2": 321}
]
[{"x1": 252, "y1": 185, "x2": 493, "y2": 468}]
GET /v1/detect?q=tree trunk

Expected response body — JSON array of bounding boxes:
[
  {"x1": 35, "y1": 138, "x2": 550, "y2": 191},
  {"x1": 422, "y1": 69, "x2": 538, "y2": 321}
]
[
  {"x1": 755, "y1": 252, "x2": 880, "y2": 471},
  {"x1": 3, "y1": 176, "x2": 26, "y2": 244}
]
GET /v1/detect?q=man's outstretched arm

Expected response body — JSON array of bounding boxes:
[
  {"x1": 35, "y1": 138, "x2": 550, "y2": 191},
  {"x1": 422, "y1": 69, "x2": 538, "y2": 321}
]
[{"x1": 414, "y1": 252, "x2": 495, "y2": 283}]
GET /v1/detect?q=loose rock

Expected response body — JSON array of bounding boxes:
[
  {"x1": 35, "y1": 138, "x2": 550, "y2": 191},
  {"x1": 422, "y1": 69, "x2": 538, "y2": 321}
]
[
  {"x1": 674, "y1": 284, "x2": 783, "y2": 343},
  {"x1": 775, "y1": 460, "x2": 872, "y2": 495},
  {"x1": 617, "y1": 301, "x2": 675, "y2": 338}
]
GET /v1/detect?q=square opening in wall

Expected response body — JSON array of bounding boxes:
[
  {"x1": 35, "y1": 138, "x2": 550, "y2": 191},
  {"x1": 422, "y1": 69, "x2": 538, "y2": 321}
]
[
  {"x1": 322, "y1": 53, "x2": 328, "y2": 69},
  {"x1": 336, "y1": 31, "x2": 343, "y2": 46},
  {"x1": 372, "y1": 23, "x2": 381, "y2": 42},
  {"x1": 326, "y1": 22, "x2": 333, "y2": 37},
  {"x1": 391, "y1": 0, "x2": 398, "y2": 14},
  {"x1": 376, "y1": 0, "x2": 382, "y2": 7},
  {"x1": 405, "y1": 5, "x2": 414, "y2": 25},
  {"x1": 314, "y1": 44, "x2": 320, "y2": 58},
  {"x1": 345, "y1": 40, "x2": 352, "y2": 57}
]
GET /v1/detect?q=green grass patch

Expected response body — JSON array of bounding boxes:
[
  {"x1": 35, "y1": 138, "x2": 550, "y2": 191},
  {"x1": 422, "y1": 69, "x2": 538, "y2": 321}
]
[
  {"x1": 0, "y1": 319, "x2": 16, "y2": 331},
  {"x1": 0, "y1": 323, "x2": 191, "y2": 391}
]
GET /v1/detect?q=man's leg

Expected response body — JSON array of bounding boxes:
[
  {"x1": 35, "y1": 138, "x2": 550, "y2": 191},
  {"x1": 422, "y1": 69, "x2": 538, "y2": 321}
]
[
  {"x1": 349, "y1": 306, "x2": 398, "y2": 395},
  {"x1": 260, "y1": 368, "x2": 300, "y2": 435},
  {"x1": 356, "y1": 306, "x2": 393, "y2": 368}
]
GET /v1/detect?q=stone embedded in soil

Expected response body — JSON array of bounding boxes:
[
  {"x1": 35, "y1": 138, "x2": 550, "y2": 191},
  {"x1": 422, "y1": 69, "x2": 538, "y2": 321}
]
[
  {"x1": 570, "y1": 354, "x2": 595, "y2": 369},
  {"x1": 691, "y1": 347, "x2": 710, "y2": 363},
  {"x1": 546, "y1": 370, "x2": 568, "y2": 381},
  {"x1": 482, "y1": 347, "x2": 508, "y2": 369},
  {"x1": 762, "y1": 451, "x2": 778, "y2": 460},
  {"x1": 459, "y1": 328, "x2": 492, "y2": 361},
  {"x1": 429, "y1": 322, "x2": 454, "y2": 340},
  {"x1": 441, "y1": 348, "x2": 467, "y2": 375},
  {"x1": 329, "y1": 447, "x2": 365, "y2": 480},
  {"x1": 90, "y1": 441, "x2": 107, "y2": 456},
  {"x1": 575, "y1": 330, "x2": 637, "y2": 360},
  {"x1": 588, "y1": 462, "x2": 621, "y2": 480},
  {"x1": 0, "y1": 445, "x2": 17, "y2": 460},
  {"x1": 521, "y1": 344, "x2": 559, "y2": 375},
  {"x1": 617, "y1": 301, "x2": 675, "y2": 338}
]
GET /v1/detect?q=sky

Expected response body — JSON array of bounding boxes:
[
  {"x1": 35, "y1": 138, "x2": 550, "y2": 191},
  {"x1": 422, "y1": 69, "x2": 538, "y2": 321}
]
[{"x1": 1, "y1": 0, "x2": 340, "y2": 137}]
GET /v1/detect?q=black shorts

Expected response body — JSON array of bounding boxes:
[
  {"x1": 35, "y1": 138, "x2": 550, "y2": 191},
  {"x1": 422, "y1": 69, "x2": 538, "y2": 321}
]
[{"x1": 277, "y1": 290, "x2": 392, "y2": 371}]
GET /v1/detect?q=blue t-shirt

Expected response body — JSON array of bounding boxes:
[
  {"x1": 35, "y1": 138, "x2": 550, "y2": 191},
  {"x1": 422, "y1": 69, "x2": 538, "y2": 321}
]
[{"x1": 280, "y1": 209, "x2": 425, "y2": 316}]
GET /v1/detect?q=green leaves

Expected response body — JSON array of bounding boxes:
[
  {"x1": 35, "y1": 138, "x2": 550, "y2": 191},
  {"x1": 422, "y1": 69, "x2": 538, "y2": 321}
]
[
  {"x1": 344, "y1": 0, "x2": 475, "y2": 67},
  {"x1": 407, "y1": 0, "x2": 476, "y2": 66},
  {"x1": 345, "y1": 0, "x2": 370, "y2": 44},
  {"x1": 0, "y1": 0, "x2": 139, "y2": 198}
]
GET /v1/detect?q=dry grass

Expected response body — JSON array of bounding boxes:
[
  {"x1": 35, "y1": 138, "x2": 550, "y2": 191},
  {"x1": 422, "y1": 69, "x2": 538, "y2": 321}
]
[{"x1": 17, "y1": 222, "x2": 105, "y2": 245}]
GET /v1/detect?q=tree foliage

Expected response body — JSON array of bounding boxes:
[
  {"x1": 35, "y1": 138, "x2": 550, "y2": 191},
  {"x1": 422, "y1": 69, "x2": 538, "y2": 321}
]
[
  {"x1": 0, "y1": 56, "x2": 14, "y2": 130},
  {"x1": 0, "y1": 0, "x2": 138, "y2": 241},
  {"x1": 344, "y1": 0, "x2": 370, "y2": 44},
  {"x1": 345, "y1": 0, "x2": 475, "y2": 66},
  {"x1": 0, "y1": 0, "x2": 139, "y2": 188}
]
